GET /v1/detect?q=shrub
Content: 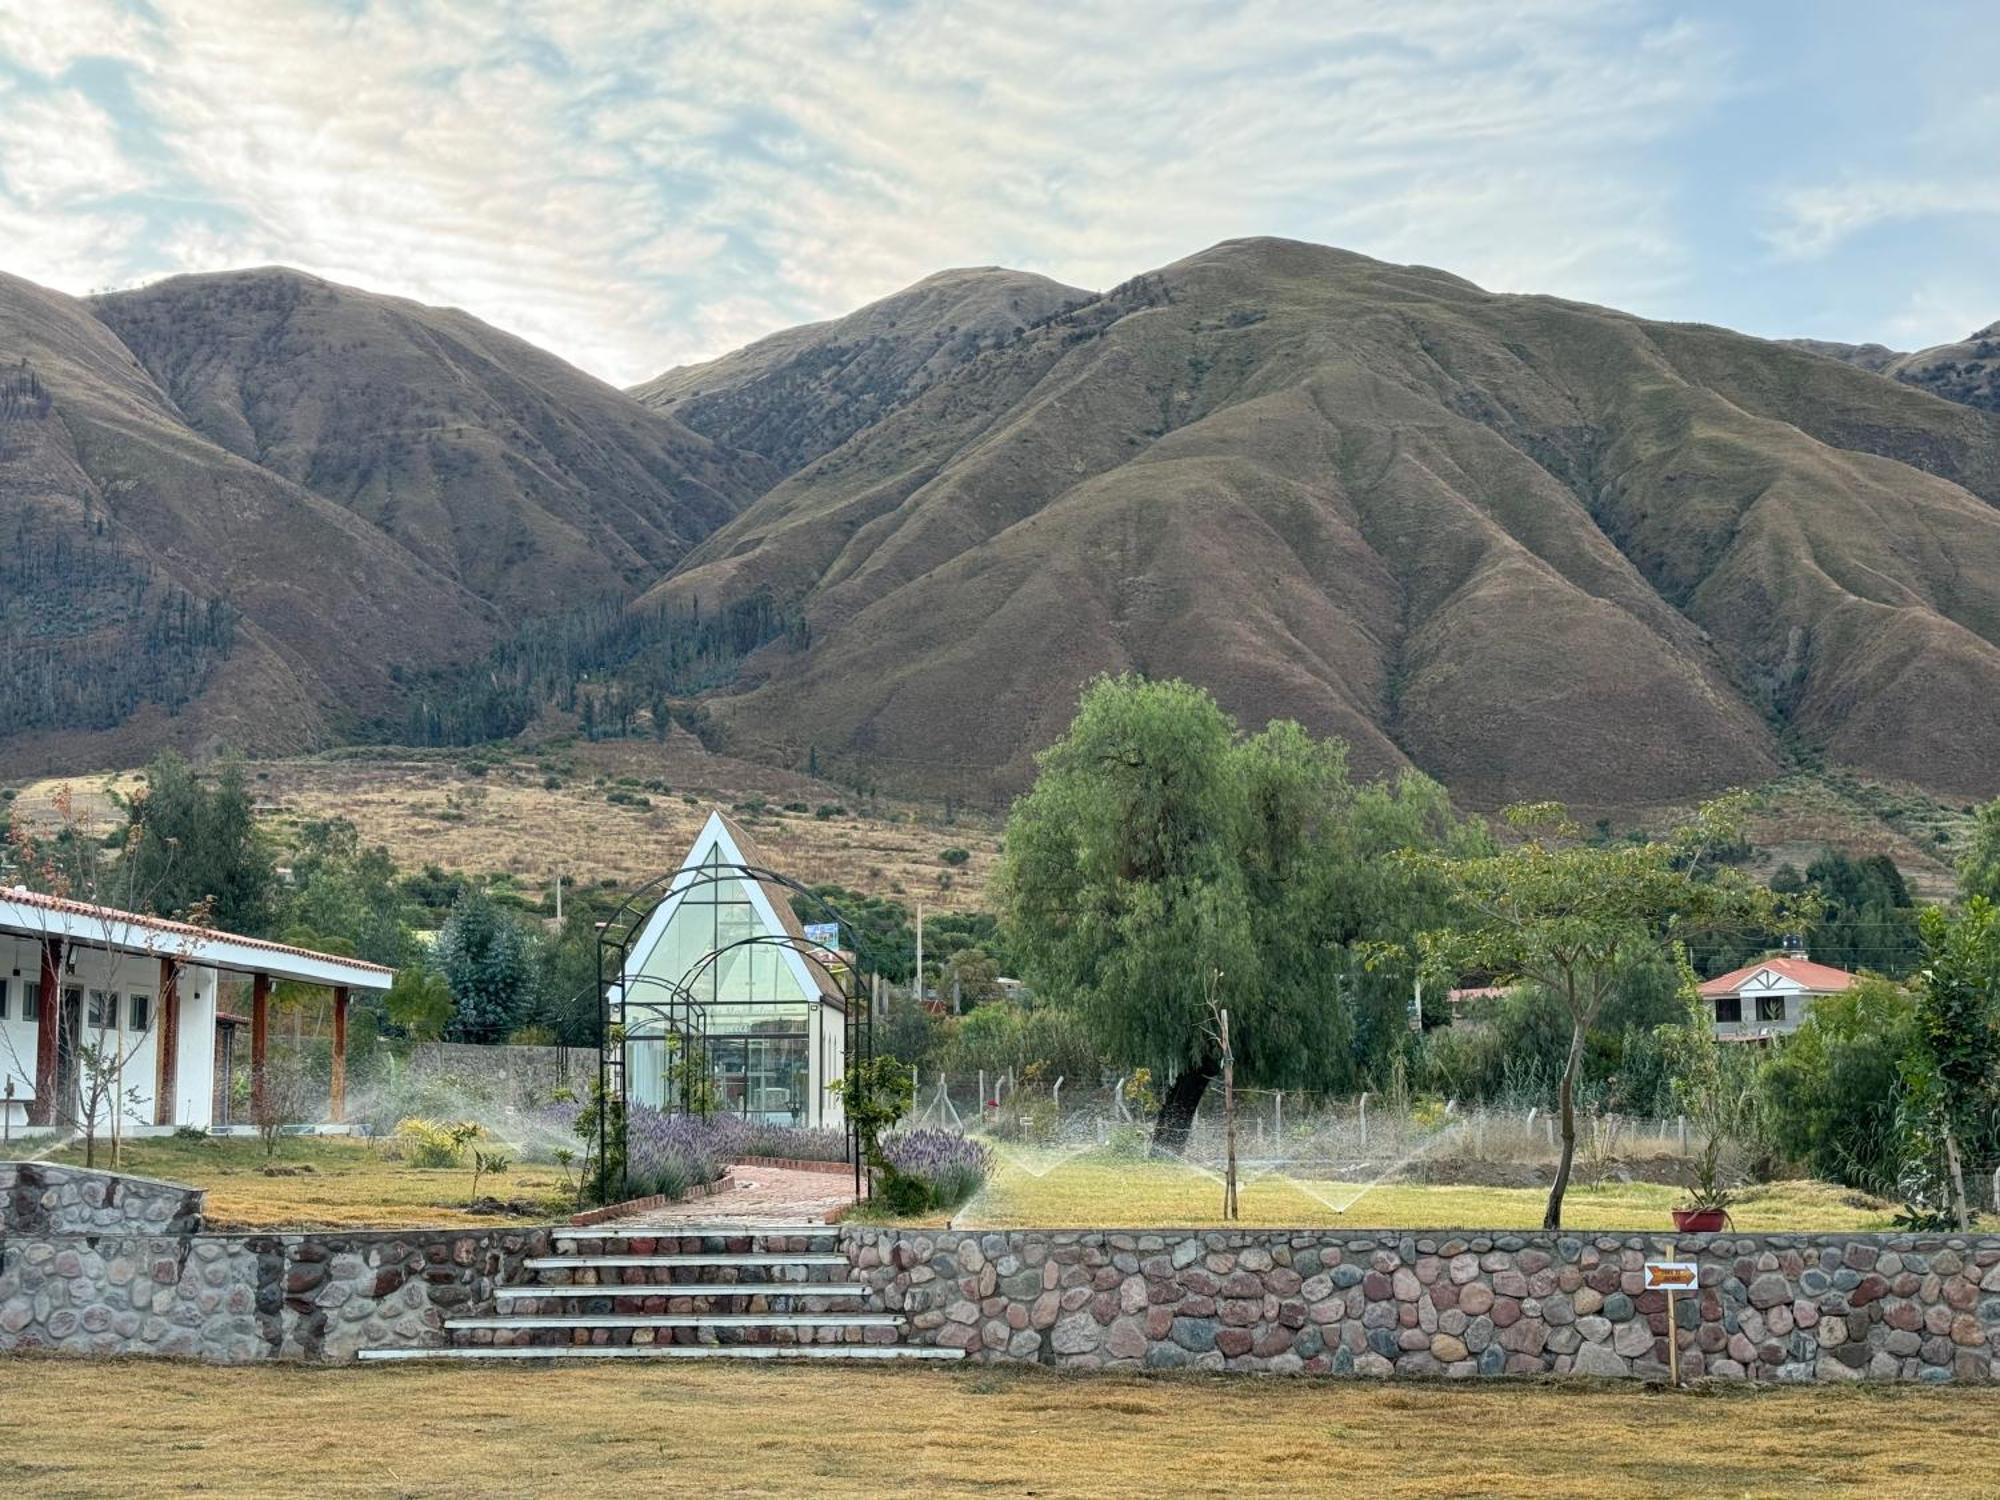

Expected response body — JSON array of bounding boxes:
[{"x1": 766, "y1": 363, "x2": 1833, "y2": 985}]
[
  {"x1": 625, "y1": 1106, "x2": 732, "y2": 1200},
  {"x1": 397, "y1": 1117, "x2": 482, "y2": 1168},
  {"x1": 940, "y1": 847, "x2": 970, "y2": 866},
  {"x1": 879, "y1": 1128, "x2": 989, "y2": 1212},
  {"x1": 355, "y1": 1068, "x2": 495, "y2": 1137}
]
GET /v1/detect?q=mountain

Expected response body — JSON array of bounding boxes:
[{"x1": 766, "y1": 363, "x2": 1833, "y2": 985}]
[
  {"x1": 641, "y1": 238, "x2": 2000, "y2": 812},
  {"x1": 1787, "y1": 322, "x2": 2000, "y2": 413},
  {"x1": 94, "y1": 269, "x2": 767, "y2": 614},
  {"x1": 630, "y1": 267, "x2": 1088, "y2": 475},
  {"x1": 0, "y1": 271, "x2": 495, "y2": 767}
]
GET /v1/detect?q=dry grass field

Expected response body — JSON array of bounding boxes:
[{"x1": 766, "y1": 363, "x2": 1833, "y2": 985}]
[
  {"x1": 35, "y1": 1137, "x2": 1892, "y2": 1237},
  {"x1": 1, "y1": 1357, "x2": 1996, "y2": 1498},
  {"x1": 948, "y1": 1158, "x2": 1897, "y2": 1233},
  {"x1": 10, "y1": 736, "x2": 1004, "y2": 911},
  {"x1": 38, "y1": 1136, "x2": 570, "y2": 1231}
]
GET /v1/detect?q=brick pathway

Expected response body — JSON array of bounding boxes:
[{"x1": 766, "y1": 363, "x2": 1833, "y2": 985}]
[{"x1": 615, "y1": 1164, "x2": 858, "y2": 1227}]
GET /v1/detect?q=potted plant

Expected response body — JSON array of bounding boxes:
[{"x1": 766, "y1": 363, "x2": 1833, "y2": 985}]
[
  {"x1": 1662, "y1": 946, "x2": 1752, "y2": 1234},
  {"x1": 1672, "y1": 1134, "x2": 1735, "y2": 1232}
]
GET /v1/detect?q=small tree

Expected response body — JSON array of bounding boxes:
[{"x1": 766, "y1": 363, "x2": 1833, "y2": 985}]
[
  {"x1": 1417, "y1": 798, "x2": 1793, "y2": 1230},
  {"x1": 253, "y1": 1050, "x2": 316, "y2": 1159},
  {"x1": 832, "y1": 1055, "x2": 916, "y2": 1171},
  {"x1": 436, "y1": 888, "x2": 537, "y2": 1042}
]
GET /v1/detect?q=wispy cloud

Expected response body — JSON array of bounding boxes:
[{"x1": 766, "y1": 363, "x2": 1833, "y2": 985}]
[
  {"x1": 1765, "y1": 177, "x2": 2000, "y2": 262},
  {"x1": 0, "y1": 0, "x2": 1785, "y2": 381}
]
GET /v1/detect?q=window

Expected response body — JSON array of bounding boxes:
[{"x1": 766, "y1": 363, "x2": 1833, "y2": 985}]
[
  {"x1": 1713, "y1": 995, "x2": 1742, "y2": 1024},
  {"x1": 21, "y1": 981, "x2": 38, "y2": 1023},
  {"x1": 1756, "y1": 993, "x2": 1786, "y2": 1024},
  {"x1": 128, "y1": 993, "x2": 151, "y2": 1032},
  {"x1": 0, "y1": 977, "x2": 8, "y2": 1020},
  {"x1": 87, "y1": 989, "x2": 117, "y2": 1028}
]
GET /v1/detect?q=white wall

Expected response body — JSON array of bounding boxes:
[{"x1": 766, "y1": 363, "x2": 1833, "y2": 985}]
[{"x1": 0, "y1": 933, "x2": 218, "y2": 1134}]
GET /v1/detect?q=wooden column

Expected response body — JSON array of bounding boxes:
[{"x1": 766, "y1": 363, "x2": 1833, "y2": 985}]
[
  {"x1": 29, "y1": 937, "x2": 60, "y2": 1126},
  {"x1": 250, "y1": 972, "x2": 270, "y2": 1122},
  {"x1": 155, "y1": 957, "x2": 181, "y2": 1126},
  {"x1": 329, "y1": 985, "x2": 349, "y2": 1124}
]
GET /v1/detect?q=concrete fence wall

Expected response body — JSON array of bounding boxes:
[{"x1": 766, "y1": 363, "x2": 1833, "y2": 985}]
[{"x1": 842, "y1": 1226, "x2": 2000, "y2": 1383}]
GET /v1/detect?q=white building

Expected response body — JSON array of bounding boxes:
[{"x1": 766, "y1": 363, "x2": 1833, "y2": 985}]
[
  {"x1": 615, "y1": 812, "x2": 848, "y2": 1128},
  {"x1": 0, "y1": 885, "x2": 394, "y2": 1136},
  {"x1": 1698, "y1": 954, "x2": 1857, "y2": 1041}
]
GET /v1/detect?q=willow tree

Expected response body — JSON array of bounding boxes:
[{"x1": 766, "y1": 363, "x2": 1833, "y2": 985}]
[
  {"x1": 998, "y1": 674, "x2": 1476, "y2": 1151},
  {"x1": 1416, "y1": 799, "x2": 1794, "y2": 1230}
]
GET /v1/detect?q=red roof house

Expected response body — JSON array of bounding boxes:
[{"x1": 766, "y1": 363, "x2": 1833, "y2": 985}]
[{"x1": 1697, "y1": 955, "x2": 1857, "y2": 1039}]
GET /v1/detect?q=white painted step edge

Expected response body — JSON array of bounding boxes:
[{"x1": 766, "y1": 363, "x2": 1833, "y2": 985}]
[
  {"x1": 447, "y1": 1312, "x2": 900, "y2": 1329},
  {"x1": 356, "y1": 1344, "x2": 964, "y2": 1362},
  {"x1": 553, "y1": 1223, "x2": 838, "y2": 1239},
  {"x1": 495, "y1": 1283, "x2": 873, "y2": 1299},
  {"x1": 524, "y1": 1254, "x2": 849, "y2": 1269}
]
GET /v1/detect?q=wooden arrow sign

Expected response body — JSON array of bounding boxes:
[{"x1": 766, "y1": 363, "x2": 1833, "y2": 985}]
[{"x1": 1643, "y1": 1261, "x2": 1698, "y2": 1291}]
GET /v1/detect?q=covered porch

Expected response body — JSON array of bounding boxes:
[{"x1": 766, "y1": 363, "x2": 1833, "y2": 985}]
[{"x1": 0, "y1": 885, "x2": 393, "y2": 1138}]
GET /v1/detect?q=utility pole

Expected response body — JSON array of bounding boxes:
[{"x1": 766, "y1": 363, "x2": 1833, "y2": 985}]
[{"x1": 914, "y1": 900, "x2": 924, "y2": 1011}]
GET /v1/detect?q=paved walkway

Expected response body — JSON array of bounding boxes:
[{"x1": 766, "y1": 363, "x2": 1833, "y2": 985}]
[{"x1": 616, "y1": 1164, "x2": 858, "y2": 1227}]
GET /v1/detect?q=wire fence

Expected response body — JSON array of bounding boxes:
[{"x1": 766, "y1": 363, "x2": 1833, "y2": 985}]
[{"x1": 901, "y1": 1068, "x2": 1713, "y2": 1171}]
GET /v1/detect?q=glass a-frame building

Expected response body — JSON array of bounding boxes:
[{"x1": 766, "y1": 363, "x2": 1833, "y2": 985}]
[{"x1": 617, "y1": 811, "x2": 847, "y2": 1127}]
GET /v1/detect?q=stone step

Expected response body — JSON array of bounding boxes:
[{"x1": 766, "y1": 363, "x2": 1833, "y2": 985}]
[
  {"x1": 357, "y1": 1343, "x2": 963, "y2": 1363},
  {"x1": 446, "y1": 1311, "x2": 900, "y2": 1331},
  {"x1": 525, "y1": 1253, "x2": 850, "y2": 1271},
  {"x1": 495, "y1": 1282, "x2": 873, "y2": 1301},
  {"x1": 552, "y1": 1223, "x2": 837, "y2": 1241}
]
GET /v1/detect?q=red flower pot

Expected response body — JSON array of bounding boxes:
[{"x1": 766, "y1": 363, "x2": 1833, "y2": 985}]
[{"x1": 1672, "y1": 1207, "x2": 1729, "y2": 1233}]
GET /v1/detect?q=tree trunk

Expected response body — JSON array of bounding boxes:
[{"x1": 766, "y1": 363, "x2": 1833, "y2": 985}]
[
  {"x1": 1152, "y1": 1059, "x2": 1218, "y2": 1156},
  {"x1": 1946, "y1": 1127, "x2": 1971, "y2": 1232},
  {"x1": 1544, "y1": 1020, "x2": 1587, "y2": 1230}
]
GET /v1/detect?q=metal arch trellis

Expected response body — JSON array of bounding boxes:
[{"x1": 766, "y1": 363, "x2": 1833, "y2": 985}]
[{"x1": 595, "y1": 861, "x2": 888, "y2": 1203}]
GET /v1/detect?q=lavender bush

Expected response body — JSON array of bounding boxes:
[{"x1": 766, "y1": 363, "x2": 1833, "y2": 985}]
[
  {"x1": 625, "y1": 1106, "x2": 732, "y2": 1200},
  {"x1": 729, "y1": 1118, "x2": 852, "y2": 1163},
  {"x1": 880, "y1": 1128, "x2": 990, "y2": 1212}
]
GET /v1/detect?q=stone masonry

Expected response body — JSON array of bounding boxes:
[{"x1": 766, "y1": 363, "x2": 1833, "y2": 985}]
[
  {"x1": 3, "y1": 1161, "x2": 204, "y2": 1237},
  {"x1": 7, "y1": 1161, "x2": 2000, "y2": 1377},
  {"x1": 843, "y1": 1227, "x2": 2000, "y2": 1382}
]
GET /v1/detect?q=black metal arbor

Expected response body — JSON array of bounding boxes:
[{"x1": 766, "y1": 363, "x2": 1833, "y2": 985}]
[{"x1": 595, "y1": 861, "x2": 885, "y2": 1202}]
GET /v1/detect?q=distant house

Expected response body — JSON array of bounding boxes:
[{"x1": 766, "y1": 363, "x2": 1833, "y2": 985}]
[{"x1": 1698, "y1": 955, "x2": 1857, "y2": 1040}]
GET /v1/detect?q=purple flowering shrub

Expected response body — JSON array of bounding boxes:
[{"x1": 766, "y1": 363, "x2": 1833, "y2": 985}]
[
  {"x1": 879, "y1": 1128, "x2": 990, "y2": 1212},
  {"x1": 625, "y1": 1106, "x2": 731, "y2": 1200}
]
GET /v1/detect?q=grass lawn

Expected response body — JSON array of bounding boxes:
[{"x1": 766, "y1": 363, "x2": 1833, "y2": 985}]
[
  {"x1": 0, "y1": 1357, "x2": 1995, "y2": 1498},
  {"x1": 38, "y1": 1135, "x2": 571, "y2": 1231},
  {"x1": 950, "y1": 1155, "x2": 1898, "y2": 1232}
]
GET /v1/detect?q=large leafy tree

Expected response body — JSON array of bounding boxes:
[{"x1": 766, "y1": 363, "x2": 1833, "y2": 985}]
[
  {"x1": 120, "y1": 752, "x2": 276, "y2": 933},
  {"x1": 1416, "y1": 799, "x2": 1793, "y2": 1230},
  {"x1": 435, "y1": 887, "x2": 538, "y2": 1042},
  {"x1": 1908, "y1": 898, "x2": 2000, "y2": 1228},
  {"x1": 1961, "y1": 799, "x2": 2000, "y2": 905},
  {"x1": 282, "y1": 818, "x2": 415, "y2": 968},
  {"x1": 999, "y1": 675, "x2": 1474, "y2": 1151}
]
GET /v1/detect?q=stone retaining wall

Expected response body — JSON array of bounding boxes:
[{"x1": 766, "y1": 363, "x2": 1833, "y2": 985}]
[
  {"x1": 2, "y1": 1162, "x2": 205, "y2": 1237},
  {"x1": 842, "y1": 1227, "x2": 2000, "y2": 1383},
  {"x1": 0, "y1": 1223, "x2": 550, "y2": 1361}
]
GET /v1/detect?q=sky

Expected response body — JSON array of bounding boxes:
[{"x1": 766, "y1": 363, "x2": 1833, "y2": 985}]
[{"x1": 1, "y1": 0, "x2": 1995, "y2": 388}]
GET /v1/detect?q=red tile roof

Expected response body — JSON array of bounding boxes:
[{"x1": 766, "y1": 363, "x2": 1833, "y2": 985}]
[
  {"x1": 1698, "y1": 955, "x2": 1857, "y2": 998},
  {"x1": 0, "y1": 885, "x2": 394, "y2": 977}
]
